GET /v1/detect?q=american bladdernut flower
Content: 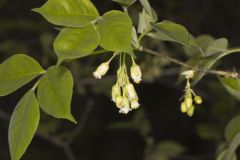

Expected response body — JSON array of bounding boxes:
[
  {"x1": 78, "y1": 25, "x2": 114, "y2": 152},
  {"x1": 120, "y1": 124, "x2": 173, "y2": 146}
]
[
  {"x1": 130, "y1": 63, "x2": 142, "y2": 84},
  {"x1": 130, "y1": 99, "x2": 140, "y2": 109},
  {"x1": 111, "y1": 83, "x2": 121, "y2": 102},
  {"x1": 180, "y1": 72, "x2": 203, "y2": 117},
  {"x1": 119, "y1": 96, "x2": 132, "y2": 114},
  {"x1": 181, "y1": 102, "x2": 187, "y2": 113},
  {"x1": 194, "y1": 96, "x2": 202, "y2": 104},
  {"x1": 115, "y1": 96, "x2": 124, "y2": 109},
  {"x1": 93, "y1": 62, "x2": 109, "y2": 79},
  {"x1": 124, "y1": 83, "x2": 137, "y2": 101},
  {"x1": 185, "y1": 97, "x2": 193, "y2": 109},
  {"x1": 181, "y1": 70, "x2": 195, "y2": 79},
  {"x1": 187, "y1": 106, "x2": 195, "y2": 117}
]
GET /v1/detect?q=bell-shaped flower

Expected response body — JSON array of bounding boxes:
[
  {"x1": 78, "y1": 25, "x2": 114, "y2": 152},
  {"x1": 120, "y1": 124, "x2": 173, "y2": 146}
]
[
  {"x1": 124, "y1": 83, "x2": 137, "y2": 101},
  {"x1": 119, "y1": 97, "x2": 131, "y2": 114},
  {"x1": 93, "y1": 62, "x2": 109, "y2": 79},
  {"x1": 130, "y1": 63, "x2": 142, "y2": 84},
  {"x1": 130, "y1": 99, "x2": 140, "y2": 109},
  {"x1": 111, "y1": 83, "x2": 121, "y2": 102}
]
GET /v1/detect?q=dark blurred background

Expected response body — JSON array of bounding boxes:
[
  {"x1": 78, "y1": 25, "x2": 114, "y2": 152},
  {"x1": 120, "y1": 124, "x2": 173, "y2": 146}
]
[{"x1": 1, "y1": 0, "x2": 240, "y2": 160}]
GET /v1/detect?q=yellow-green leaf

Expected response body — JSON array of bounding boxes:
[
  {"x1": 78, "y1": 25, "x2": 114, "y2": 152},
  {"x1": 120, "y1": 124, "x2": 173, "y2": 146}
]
[
  {"x1": 32, "y1": 0, "x2": 99, "y2": 27},
  {"x1": 112, "y1": 0, "x2": 136, "y2": 6},
  {"x1": 37, "y1": 66, "x2": 76, "y2": 123},
  {"x1": 151, "y1": 20, "x2": 197, "y2": 47},
  {"x1": 54, "y1": 24, "x2": 100, "y2": 63},
  {"x1": 0, "y1": 54, "x2": 44, "y2": 96},
  {"x1": 9, "y1": 90, "x2": 40, "y2": 160},
  {"x1": 225, "y1": 115, "x2": 240, "y2": 142},
  {"x1": 96, "y1": 10, "x2": 132, "y2": 53}
]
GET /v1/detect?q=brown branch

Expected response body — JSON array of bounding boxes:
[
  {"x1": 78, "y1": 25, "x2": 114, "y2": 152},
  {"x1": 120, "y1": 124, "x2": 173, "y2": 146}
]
[{"x1": 140, "y1": 47, "x2": 240, "y2": 79}]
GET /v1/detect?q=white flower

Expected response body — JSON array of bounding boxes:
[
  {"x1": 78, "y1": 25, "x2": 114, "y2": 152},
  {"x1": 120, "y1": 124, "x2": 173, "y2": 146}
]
[
  {"x1": 181, "y1": 70, "x2": 195, "y2": 79},
  {"x1": 115, "y1": 96, "x2": 124, "y2": 109},
  {"x1": 130, "y1": 99, "x2": 140, "y2": 109},
  {"x1": 130, "y1": 63, "x2": 142, "y2": 84},
  {"x1": 119, "y1": 107, "x2": 132, "y2": 114},
  {"x1": 117, "y1": 66, "x2": 126, "y2": 87},
  {"x1": 93, "y1": 62, "x2": 109, "y2": 79},
  {"x1": 119, "y1": 97, "x2": 132, "y2": 114},
  {"x1": 111, "y1": 83, "x2": 121, "y2": 102},
  {"x1": 124, "y1": 83, "x2": 137, "y2": 101}
]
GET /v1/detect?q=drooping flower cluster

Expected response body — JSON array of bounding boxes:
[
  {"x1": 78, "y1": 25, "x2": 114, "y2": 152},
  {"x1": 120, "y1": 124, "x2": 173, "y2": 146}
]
[
  {"x1": 180, "y1": 70, "x2": 202, "y2": 117},
  {"x1": 93, "y1": 53, "x2": 142, "y2": 114}
]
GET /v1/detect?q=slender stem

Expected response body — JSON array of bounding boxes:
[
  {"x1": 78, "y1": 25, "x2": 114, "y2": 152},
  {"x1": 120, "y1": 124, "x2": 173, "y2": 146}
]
[
  {"x1": 140, "y1": 47, "x2": 240, "y2": 79},
  {"x1": 62, "y1": 144, "x2": 76, "y2": 160},
  {"x1": 108, "y1": 52, "x2": 119, "y2": 62}
]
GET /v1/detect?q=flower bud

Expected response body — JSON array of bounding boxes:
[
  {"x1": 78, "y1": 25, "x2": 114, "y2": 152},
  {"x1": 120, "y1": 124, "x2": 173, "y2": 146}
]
[
  {"x1": 117, "y1": 66, "x2": 128, "y2": 87},
  {"x1": 115, "y1": 96, "x2": 124, "y2": 109},
  {"x1": 131, "y1": 63, "x2": 142, "y2": 84},
  {"x1": 180, "y1": 102, "x2": 187, "y2": 113},
  {"x1": 111, "y1": 83, "x2": 121, "y2": 102},
  {"x1": 187, "y1": 106, "x2": 195, "y2": 117},
  {"x1": 185, "y1": 97, "x2": 193, "y2": 109},
  {"x1": 194, "y1": 96, "x2": 202, "y2": 104},
  {"x1": 181, "y1": 70, "x2": 195, "y2": 79},
  {"x1": 93, "y1": 62, "x2": 109, "y2": 79},
  {"x1": 124, "y1": 83, "x2": 137, "y2": 101},
  {"x1": 130, "y1": 99, "x2": 140, "y2": 109}
]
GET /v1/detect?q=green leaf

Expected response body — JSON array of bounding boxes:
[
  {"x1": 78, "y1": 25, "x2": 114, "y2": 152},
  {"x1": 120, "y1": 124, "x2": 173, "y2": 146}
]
[
  {"x1": 205, "y1": 38, "x2": 228, "y2": 57},
  {"x1": 183, "y1": 35, "x2": 215, "y2": 56},
  {"x1": 37, "y1": 66, "x2": 76, "y2": 123},
  {"x1": 151, "y1": 20, "x2": 198, "y2": 48},
  {"x1": 138, "y1": 9, "x2": 154, "y2": 34},
  {"x1": 96, "y1": 10, "x2": 132, "y2": 53},
  {"x1": 9, "y1": 90, "x2": 40, "y2": 160},
  {"x1": 139, "y1": 0, "x2": 152, "y2": 14},
  {"x1": 32, "y1": 0, "x2": 99, "y2": 27},
  {"x1": 112, "y1": 0, "x2": 136, "y2": 6},
  {"x1": 217, "y1": 149, "x2": 237, "y2": 160},
  {"x1": 0, "y1": 54, "x2": 44, "y2": 96},
  {"x1": 155, "y1": 141, "x2": 186, "y2": 156},
  {"x1": 54, "y1": 24, "x2": 100, "y2": 63},
  {"x1": 224, "y1": 133, "x2": 240, "y2": 160},
  {"x1": 219, "y1": 77, "x2": 240, "y2": 101},
  {"x1": 225, "y1": 115, "x2": 240, "y2": 142},
  {"x1": 132, "y1": 27, "x2": 140, "y2": 49},
  {"x1": 139, "y1": 0, "x2": 158, "y2": 22},
  {"x1": 192, "y1": 48, "x2": 239, "y2": 85}
]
